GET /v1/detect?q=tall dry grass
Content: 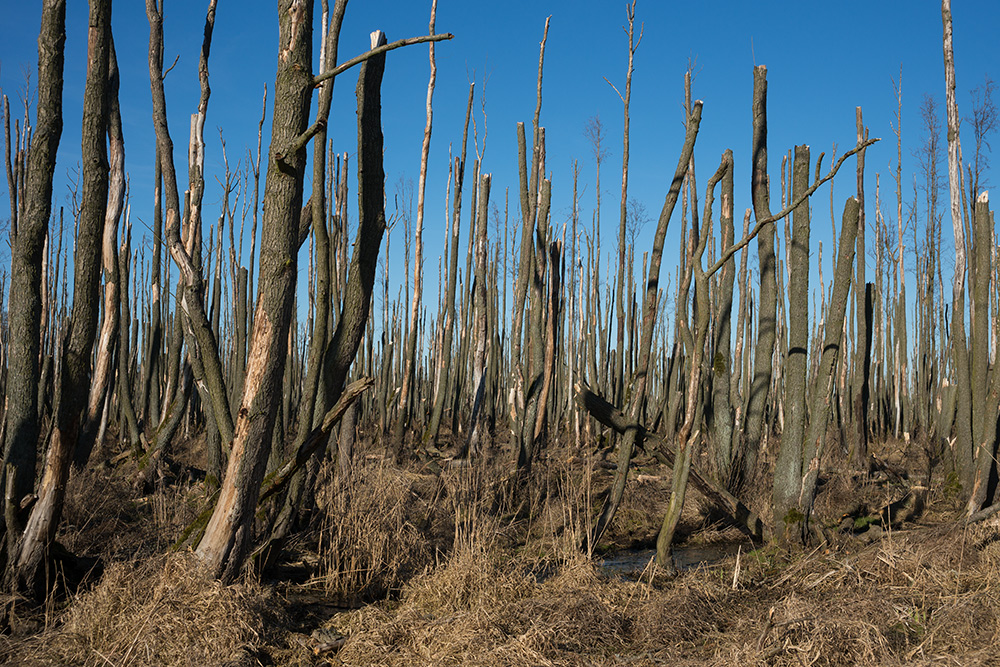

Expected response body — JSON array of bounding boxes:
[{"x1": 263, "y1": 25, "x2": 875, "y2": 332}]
[{"x1": 1, "y1": 553, "x2": 278, "y2": 667}]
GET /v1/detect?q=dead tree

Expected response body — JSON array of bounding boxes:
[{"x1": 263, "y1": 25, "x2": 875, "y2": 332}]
[
  {"x1": 941, "y1": 0, "x2": 974, "y2": 497},
  {"x1": 591, "y1": 94, "x2": 703, "y2": 547},
  {"x1": 467, "y1": 173, "x2": 492, "y2": 458},
  {"x1": 392, "y1": 0, "x2": 438, "y2": 460},
  {"x1": 741, "y1": 65, "x2": 777, "y2": 488},
  {"x1": 196, "y1": 0, "x2": 318, "y2": 581},
  {"x1": 614, "y1": 2, "x2": 641, "y2": 408},
  {"x1": 1, "y1": 0, "x2": 66, "y2": 568},
  {"x1": 257, "y1": 0, "x2": 349, "y2": 570},
  {"x1": 798, "y1": 197, "x2": 859, "y2": 540},
  {"x1": 425, "y1": 83, "x2": 473, "y2": 447},
  {"x1": 9, "y1": 0, "x2": 111, "y2": 598},
  {"x1": 773, "y1": 144, "x2": 811, "y2": 543}
]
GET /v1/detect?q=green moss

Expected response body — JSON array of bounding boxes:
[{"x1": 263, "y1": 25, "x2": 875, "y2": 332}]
[
  {"x1": 783, "y1": 507, "x2": 805, "y2": 525},
  {"x1": 713, "y1": 352, "x2": 727, "y2": 376}
]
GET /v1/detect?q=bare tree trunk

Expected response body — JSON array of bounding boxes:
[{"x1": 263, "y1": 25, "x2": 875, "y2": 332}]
[
  {"x1": 799, "y1": 197, "x2": 859, "y2": 540},
  {"x1": 967, "y1": 192, "x2": 996, "y2": 513},
  {"x1": 741, "y1": 65, "x2": 777, "y2": 488},
  {"x1": 615, "y1": 2, "x2": 640, "y2": 408},
  {"x1": 320, "y1": 31, "x2": 389, "y2": 420},
  {"x1": 392, "y1": 0, "x2": 437, "y2": 460},
  {"x1": 467, "y1": 173, "x2": 492, "y2": 459},
  {"x1": 74, "y1": 42, "x2": 127, "y2": 468},
  {"x1": 256, "y1": 0, "x2": 348, "y2": 571},
  {"x1": 1, "y1": 0, "x2": 66, "y2": 569},
  {"x1": 591, "y1": 97, "x2": 703, "y2": 548},
  {"x1": 425, "y1": 84, "x2": 473, "y2": 447},
  {"x1": 711, "y1": 151, "x2": 736, "y2": 483},
  {"x1": 10, "y1": 0, "x2": 111, "y2": 599},
  {"x1": 941, "y1": 0, "x2": 974, "y2": 495},
  {"x1": 772, "y1": 144, "x2": 810, "y2": 543},
  {"x1": 656, "y1": 154, "x2": 728, "y2": 570},
  {"x1": 197, "y1": 0, "x2": 317, "y2": 581},
  {"x1": 852, "y1": 108, "x2": 872, "y2": 470},
  {"x1": 141, "y1": 148, "x2": 163, "y2": 429},
  {"x1": 117, "y1": 219, "x2": 142, "y2": 452}
]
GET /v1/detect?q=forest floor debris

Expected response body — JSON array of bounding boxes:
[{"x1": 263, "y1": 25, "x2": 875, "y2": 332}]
[{"x1": 2, "y1": 432, "x2": 998, "y2": 666}]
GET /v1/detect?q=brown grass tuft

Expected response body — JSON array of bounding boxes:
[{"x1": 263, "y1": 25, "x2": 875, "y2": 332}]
[
  {"x1": 1, "y1": 553, "x2": 278, "y2": 667},
  {"x1": 314, "y1": 459, "x2": 436, "y2": 602}
]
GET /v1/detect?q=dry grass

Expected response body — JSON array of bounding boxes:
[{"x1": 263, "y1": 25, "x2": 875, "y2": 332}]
[
  {"x1": 5, "y1": 431, "x2": 1000, "y2": 666},
  {"x1": 321, "y1": 521, "x2": 1000, "y2": 666},
  {"x1": 313, "y1": 457, "x2": 439, "y2": 602},
  {"x1": 0, "y1": 553, "x2": 278, "y2": 667}
]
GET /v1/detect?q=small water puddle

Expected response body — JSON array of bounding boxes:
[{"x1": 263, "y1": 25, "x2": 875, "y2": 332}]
[{"x1": 601, "y1": 541, "x2": 746, "y2": 578}]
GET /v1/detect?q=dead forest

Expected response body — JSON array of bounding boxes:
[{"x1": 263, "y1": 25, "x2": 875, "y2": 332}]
[{"x1": 1, "y1": 0, "x2": 1000, "y2": 665}]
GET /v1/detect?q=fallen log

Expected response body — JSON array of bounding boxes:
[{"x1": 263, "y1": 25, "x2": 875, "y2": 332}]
[{"x1": 576, "y1": 382, "x2": 767, "y2": 543}]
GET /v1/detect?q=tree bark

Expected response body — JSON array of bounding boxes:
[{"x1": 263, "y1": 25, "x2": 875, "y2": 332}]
[
  {"x1": 10, "y1": 0, "x2": 111, "y2": 599},
  {"x1": 1, "y1": 0, "x2": 66, "y2": 568},
  {"x1": 196, "y1": 0, "x2": 316, "y2": 581},
  {"x1": 941, "y1": 0, "x2": 974, "y2": 496},
  {"x1": 772, "y1": 144, "x2": 809, "y2": 543}
]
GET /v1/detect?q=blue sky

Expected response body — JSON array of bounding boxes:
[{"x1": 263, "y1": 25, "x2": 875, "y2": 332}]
[{"x1": 0, "y1": 1, "x2": 996, "y2": 339}]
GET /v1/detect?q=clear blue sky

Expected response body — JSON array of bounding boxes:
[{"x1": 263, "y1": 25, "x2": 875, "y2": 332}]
[{"x1": 0, "y1": 1, "x2": 996, "y2": 339}]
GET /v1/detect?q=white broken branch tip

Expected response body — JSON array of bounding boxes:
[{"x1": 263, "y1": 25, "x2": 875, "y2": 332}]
[
  {"x1": 370, "y1": 30, "x2": 387, "y2": 49},
  {"x1": 977, "y1": 190, "x2": 989, "y2": 203}
]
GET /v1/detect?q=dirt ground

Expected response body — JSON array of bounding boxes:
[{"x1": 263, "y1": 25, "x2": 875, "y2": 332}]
[{"x1": 2, "y1": 428, "x2": 999, "y2": 667}]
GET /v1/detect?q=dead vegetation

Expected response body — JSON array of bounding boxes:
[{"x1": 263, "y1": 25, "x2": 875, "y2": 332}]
[{"x1": 0, "y1": 432, "x2": 998, "y2": 666}]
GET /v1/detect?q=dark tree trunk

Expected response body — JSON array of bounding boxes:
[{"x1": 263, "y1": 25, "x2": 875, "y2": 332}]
[
  {"x1": 10, "y1": 0, "x2": 111, "y2": 599},
  {"x1": 741, "y1": 65, "x2": 777, "y2": 487},
  {"x1": 1, "y1": 0, "x2": 66, "y2": 567}
]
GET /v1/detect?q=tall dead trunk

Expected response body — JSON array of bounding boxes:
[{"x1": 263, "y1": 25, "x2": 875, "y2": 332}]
[
  {"x1": 392, "y1": 0, "x2": 437, "y2": 460},
  {"x1": 941, "y1": 0, "x2": 974, "y2": 495},
  {"x1": 967, "y1": 192, "x2": 996, "y2": 513},
  {"x1": 10, "y1": 0, "x2": 111, "y2": 599},
  {"x1": 141, "y1": 147, "x2": 163, "y2": 428},
  {"x1": 320, "y1": 30, "x2": 389, "y2": 417},
  {"x1": 656, "y1": 154, "x2": 728, "y2": 570},
  {"x1": 741, "y1": 65, "x2": 777, "y2": 487},
  {"x1": 425, "y1": 84, "x2": 473, "y2": 447},
  {"x1": 256, "y1": 0, "x2": 348, "y2": 571},
  {"x1": 75, "y1": 38, "x2": 127, "y2": 468},
  {"x1": 711, "y1": 150, "x2": 736, "y2": 483},
  {"x1": 615, "y1": 2, "x2": 639, "y2": 408},
  {"x1": 591, "y1": 98, "x2": 703, "y2": 547},
  {"x1": 1, "y1": 0, "x2": 66, "y2": 568},
  {"x1": 772, "y1": 144, "x2": 810, "y2": 543},
  {"x1": 799, "y1": 197, "x2": 859, "y2": 540},
  {"x1": 852, "y1": 108, "x2": 871, "y2": 470},
  {"x1": 196, "y1": 0, "x2": 316, "y2": 581},
  {"x1": 467, "y1": 173, "x2": 492, "y2": 458}
]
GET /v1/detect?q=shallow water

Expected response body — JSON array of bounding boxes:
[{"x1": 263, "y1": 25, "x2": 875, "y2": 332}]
[{"x1": 601, "y1": 541, "x2": 746, "y2": 578}]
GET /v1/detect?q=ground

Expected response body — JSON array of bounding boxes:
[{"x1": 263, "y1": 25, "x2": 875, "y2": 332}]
[{"x1": 2, "y1": 426, "x2": 998, "y2": 666}]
